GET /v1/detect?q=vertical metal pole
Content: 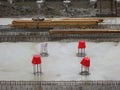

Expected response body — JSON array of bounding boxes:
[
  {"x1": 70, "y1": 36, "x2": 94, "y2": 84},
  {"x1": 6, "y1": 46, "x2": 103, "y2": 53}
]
[
  {"x1": 88, "y1": 67, "x2": 89, "y2": 73},
  {"x1": 33, "y1": 65, "x2": 36, "y2": 74},
  {"x1": 81, "y1": 65, "x2": 83, "y2": 72},
  {"x1": 84, "y1": 48, "x2": 85, "y2": 56},
  {"x1": 115, "y1": 0, "x2": 117, "y2": 16},
  {"x1": 111, "y1": 0, "x2": 114, "y2": 16},
  {"x1": 81, "y1": 49, "x2": 82, "y2": 56},
  {"x1": 40, "y1": 64, "x2": 42, "y2": 73},
  {"x1": 100, "y1": 0, "x2": 102, "y2": 15},
  {"x1": 46, "y1": 43, "x2": 48, "y2": 54},
  {"x1": 37, "y1": 64, "x2": 39, "y2": 73}
]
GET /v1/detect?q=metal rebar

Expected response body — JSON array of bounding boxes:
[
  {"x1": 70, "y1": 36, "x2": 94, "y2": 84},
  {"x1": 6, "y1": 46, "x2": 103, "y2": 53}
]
[
  {"x1": 37, "y1": 64, "x2": 39, "y2": 73},
  {"x1": 33, "y1": 65, "x2": 36, "y2": 74},
  {"x1": 39, "y1": 64, "x2": 42, "y2": 74}
]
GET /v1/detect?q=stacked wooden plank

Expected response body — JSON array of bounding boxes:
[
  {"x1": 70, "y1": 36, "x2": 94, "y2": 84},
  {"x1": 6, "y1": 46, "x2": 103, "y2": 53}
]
[{"x1": 12, "y1": 18, "x2": 103, "y2": 29}]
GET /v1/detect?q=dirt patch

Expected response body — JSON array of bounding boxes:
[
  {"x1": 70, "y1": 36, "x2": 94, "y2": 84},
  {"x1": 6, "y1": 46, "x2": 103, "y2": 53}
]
[{"x1": 0, "y1": 1, "x2": 120, "y2": 17}]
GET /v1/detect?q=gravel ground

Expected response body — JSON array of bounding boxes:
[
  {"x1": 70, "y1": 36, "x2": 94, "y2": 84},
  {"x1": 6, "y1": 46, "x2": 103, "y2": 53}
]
[{"x1": 0, "y1": 1, "x2": 119, "y2": 17}]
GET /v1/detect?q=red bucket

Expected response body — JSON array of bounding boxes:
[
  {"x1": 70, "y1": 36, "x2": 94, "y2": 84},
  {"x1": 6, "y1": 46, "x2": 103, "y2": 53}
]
[
  {"x1": 80, "y1": 56, "x2": 90, "y2": 67},
  {"x1": 32, "y1": 54, "x2": 41, "y2": 64},
  {"x1": 78, "y1": 40, "x2": 86, "y2": 49}
]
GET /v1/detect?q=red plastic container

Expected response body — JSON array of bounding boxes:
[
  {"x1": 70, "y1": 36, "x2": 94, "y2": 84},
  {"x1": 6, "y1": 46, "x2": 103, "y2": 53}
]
[
  {"x1": 80, "y1": 56, "x2": 90, "y2": 67},
  {"x1": 78, "y1": 40, "x2": 86, "y2": 49},
  {"x1": 32, "y1": 54, "x2": 41, "y2": 64}
]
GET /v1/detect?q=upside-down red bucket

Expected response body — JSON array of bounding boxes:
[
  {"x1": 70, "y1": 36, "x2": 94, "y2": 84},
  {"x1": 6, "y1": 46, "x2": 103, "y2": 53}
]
[
  {"x1": 78, "y1": 40, "x2": 86, "y2": 49},
  {"x1": 80, "y1": 56, "x2": 90, "y2": 67},
  {"x1": 32, "y1": 54, "x2": 41, "y2": 65}
]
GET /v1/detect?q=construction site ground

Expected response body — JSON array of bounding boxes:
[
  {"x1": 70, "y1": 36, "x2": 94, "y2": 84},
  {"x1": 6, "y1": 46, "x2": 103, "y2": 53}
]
[
  {"x1": 0, "y1": 1, "x2": 120, "y2": 17},
  {"x1": 0, "y1": 18, "x2": 120, "y2": 81},
  {"x1": 0, "y1": 41, "x2": 120, "y2": 81}
]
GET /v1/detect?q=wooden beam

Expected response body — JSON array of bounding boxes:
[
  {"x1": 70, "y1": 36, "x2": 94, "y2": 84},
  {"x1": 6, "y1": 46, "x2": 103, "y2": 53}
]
[{"x1": 49, "y1": 29, "x2": 120, "y2": 35}]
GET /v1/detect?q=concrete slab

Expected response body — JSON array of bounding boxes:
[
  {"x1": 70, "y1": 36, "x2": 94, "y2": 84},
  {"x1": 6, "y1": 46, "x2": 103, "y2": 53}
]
[{"x1": 0, "y1": 42, "x2": 119, "y2": 81}]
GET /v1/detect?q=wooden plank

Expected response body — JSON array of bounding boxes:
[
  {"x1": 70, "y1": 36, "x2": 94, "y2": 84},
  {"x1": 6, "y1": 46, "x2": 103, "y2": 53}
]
[
  {"x1": 49, "y1": 29, "x2": 120, "y2": 34},
  {"x1": 12, "y1": 18, "x2": 103, "y2": 29}
]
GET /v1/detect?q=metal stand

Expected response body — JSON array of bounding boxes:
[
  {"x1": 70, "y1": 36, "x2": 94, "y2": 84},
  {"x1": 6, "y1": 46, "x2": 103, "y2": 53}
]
[
  {"x1": 33, "y1": 64, "x2": 42, "y2": 74},
  {"x1": 40, "y1": 43, "x2": 49, "y2": 57},
  {"x1": 76, "y1": 48, "x2": 86, "y2": 57},
  {"x1": 80, "y1": 66, "x2": 90, "y2": 75}
]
